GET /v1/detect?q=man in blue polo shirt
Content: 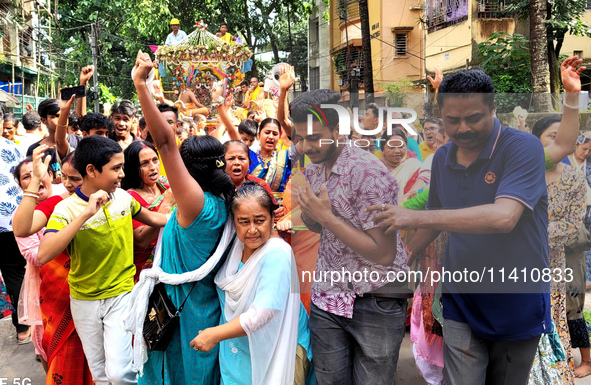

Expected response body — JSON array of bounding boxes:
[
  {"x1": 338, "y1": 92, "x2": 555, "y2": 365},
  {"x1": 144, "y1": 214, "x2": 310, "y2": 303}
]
[{"x1": 370, "y1": 70, "x2": 550, "y2": 385}]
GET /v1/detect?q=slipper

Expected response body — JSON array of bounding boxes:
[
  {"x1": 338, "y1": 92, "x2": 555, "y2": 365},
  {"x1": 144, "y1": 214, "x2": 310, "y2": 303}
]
[{"x1": 17, "y1": 334, "x2": 32, "y2": 345}]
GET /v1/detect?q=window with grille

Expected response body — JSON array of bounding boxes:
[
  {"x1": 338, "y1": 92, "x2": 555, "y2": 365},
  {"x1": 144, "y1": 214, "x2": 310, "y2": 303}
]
[
  {"x1": 2, "y1": 26, "x2": 10, "y2": 53},
  {"x1": 587, "y1": 0, "x2": 591, "y2": 10},
  {"x1": 425, "y1": 0, "x2": 469, "y2": 33},
  {"x1": 574, "y1": 50, "x2": 583, "y2": 58},
  {"x1": 309, "y1": 18, "x2": 319, "y2": 57},
  {"x1": 333, "y1": 47, "x2": 364, "y2": 87},
  {"x1": 395, "y1": 34, "x2": 407, "y2": 56},
  {"x1": 310, "y1": 67, "x2": 320, "y2": 90},
  {"x1": 337, "y1": 0, "x2": 359, "y2": 20},
  {"x1": 310, "y1": 18, "x2": 319, "y2": 42}
]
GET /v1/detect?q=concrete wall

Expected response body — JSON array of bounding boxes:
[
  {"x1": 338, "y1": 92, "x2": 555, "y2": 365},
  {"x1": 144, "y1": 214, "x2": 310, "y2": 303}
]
[
  {"x1": 425, "y1": 0, "x2": 516, "y2": 73},
  {"x1": 497, "y1": 112, "x2": 591, "y2": 133},
  {"x1": 559, "y1": 11, "x2": 591, "y2": 60},
  {"x1": 376, "y1": 0, "x2": 423, "y2": 90}
]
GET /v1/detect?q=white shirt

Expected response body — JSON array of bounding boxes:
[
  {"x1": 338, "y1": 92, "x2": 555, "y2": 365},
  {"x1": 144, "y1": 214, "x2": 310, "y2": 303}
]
[
  {"x1": 165, "y1": 30, "x2": 187, "y2": 46},
  {"x1": 0, "y1": 138, "x2": 23, "y2": 232},
  {"x1": 250, "y1": 139, "x2": 260, "y2": 152},
  {"x1": 17, "y1": 132, "x2": 42, "y2": 154}
]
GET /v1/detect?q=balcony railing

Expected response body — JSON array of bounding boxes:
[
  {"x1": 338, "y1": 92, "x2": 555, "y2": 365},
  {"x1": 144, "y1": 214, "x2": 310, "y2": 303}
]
[
  {"x1": 333, "y1": 47, "x2": 364, "y2": 89},
  {"x1": 477, "y1": 0, "x2": 515, "y2": 19},
  {"x1": 309, "y1": 40, "x2": 319, "y2": 58},
  {"x1": 337, "y1": 0, "x2": 359, "y2": 22},
  {"x1": 425, "y1": 0, "x2": 469, "y2": 33}
]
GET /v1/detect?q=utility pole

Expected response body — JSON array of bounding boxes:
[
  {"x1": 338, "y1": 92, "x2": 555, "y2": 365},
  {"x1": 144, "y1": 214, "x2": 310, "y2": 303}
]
[
  {"x1": 359, "y1": 0, "x2": 374, "y2": 104},
  {"x1": 90, "y1": 22, "x2": 99, "y2": 112}
]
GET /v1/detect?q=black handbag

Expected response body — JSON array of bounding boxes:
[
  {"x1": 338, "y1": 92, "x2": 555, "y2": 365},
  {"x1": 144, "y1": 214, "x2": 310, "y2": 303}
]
[
  {"x1": 142, "y1": 281, "x2": 197, "y2": 351},
  {"x1": 142, "y1": 230, "x2": 228, "y2": 351}
]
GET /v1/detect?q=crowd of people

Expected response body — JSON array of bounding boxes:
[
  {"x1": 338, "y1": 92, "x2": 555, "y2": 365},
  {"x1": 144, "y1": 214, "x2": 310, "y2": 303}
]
[{"x1": 0, "y1": 41, "x2": 591, "y2": 385}]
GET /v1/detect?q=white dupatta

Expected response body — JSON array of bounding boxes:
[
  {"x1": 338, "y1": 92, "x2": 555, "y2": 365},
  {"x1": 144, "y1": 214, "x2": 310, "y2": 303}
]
[
  {"x1": 215, "y1": 237, "x2": 300, "y2": 385},
  {"x1": 122, "y1": 219, "x2": 235, "y2": 374}
]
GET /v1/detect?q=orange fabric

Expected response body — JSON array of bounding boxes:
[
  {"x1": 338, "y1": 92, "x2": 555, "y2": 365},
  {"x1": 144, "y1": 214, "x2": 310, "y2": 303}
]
[
  {"x1": 284, "y1": 174, "x2": 320, "y2": 314},
  {"x1": 40, "y1": 253, "x2": 93, "y2": 384}
]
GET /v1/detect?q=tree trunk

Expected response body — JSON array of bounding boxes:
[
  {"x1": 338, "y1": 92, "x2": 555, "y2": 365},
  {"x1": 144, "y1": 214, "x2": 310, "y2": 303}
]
[
  {"x1": 243, "y1": 0, "x2": 253, "y2": 46},
  {"x1": 358, "y1": 0, "x2": 374, "y2": 104},
  {"x1": 269, "y1": 33, "x2": 280, "y2": 63},
  {"x1": 547, "y1": 42, "x2": 561, "y2": 95},
  {"x1": 529, "y1": 0, "x2": 552, "y2": 111},
  {"x1": 554, "y1": 29, "x2": 566, "y2": 59}
]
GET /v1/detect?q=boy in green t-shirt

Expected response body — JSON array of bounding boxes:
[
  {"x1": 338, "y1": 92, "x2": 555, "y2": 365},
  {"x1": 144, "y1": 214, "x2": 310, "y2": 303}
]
[{"x1": 39, "y1": 135, "x2": 168, "y2": 385}]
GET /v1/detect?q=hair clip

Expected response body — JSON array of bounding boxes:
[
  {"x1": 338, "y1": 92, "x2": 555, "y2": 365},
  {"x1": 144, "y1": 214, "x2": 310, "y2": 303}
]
[{"x1": 216, "y1": 159, "x2": 225, "y2": 168}]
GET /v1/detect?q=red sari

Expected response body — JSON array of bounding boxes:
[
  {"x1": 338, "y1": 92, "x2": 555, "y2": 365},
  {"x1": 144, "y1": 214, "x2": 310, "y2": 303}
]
[
  {"x1": 36, "y1": 196, "x2": 93, "y2": 384},
  {"x1": 127, "y1": 180, "x2": 169, "y2": 282}
]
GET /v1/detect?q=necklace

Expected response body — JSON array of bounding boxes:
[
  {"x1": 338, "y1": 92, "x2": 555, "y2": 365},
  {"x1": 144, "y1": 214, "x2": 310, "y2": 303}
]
[
  {"x1": 258, "y1": 151, "x2": 275, "y2": 167},
  {"x1": 381, "y1": 157, "x2": 400, "y2": 170}
]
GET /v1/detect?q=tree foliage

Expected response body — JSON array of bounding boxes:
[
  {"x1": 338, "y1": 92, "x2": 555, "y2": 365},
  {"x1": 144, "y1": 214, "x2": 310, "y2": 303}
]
[
  {"x1": 508, "y1": 0, "x2": 591, "y2": 56},
  {"x1": 55, "y1": 0, "x2": 311, "y2": 100},
  {"x1": 474, "y1": 32, "x2": 532, "y2": 112},
  {"x1": 507, "y1": 0, "x2": 591, "y2": 95}
]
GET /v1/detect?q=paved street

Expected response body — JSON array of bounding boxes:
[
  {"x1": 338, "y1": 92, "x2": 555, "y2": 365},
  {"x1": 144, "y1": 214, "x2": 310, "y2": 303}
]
[{"x1": 1, "y1": 315, "x2": 590, "y2": 385}]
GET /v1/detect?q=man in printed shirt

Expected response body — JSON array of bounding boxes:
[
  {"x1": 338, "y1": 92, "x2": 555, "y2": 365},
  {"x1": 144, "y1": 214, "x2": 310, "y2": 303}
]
[{"x1": 291, "y1": 89, "x2": 409, "y2": 385}]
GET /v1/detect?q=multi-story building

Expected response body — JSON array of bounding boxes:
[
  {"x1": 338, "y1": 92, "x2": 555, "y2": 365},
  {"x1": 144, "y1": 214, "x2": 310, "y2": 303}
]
[
  {"x1": 0, "y1": 0, "x2": 48, "y2": 116},
  {"x1": 424, "y1": 0, "x2": 518, "y2": 74},
  {"x1": 424, "y1": 0, "x2": 591, "y2": 91},
  {"x1": 308, "y1": 0, "x2": 331, "y2": 90},
  {"x1": 326, "y1": 0, "x2": 424, "y2": 102}
]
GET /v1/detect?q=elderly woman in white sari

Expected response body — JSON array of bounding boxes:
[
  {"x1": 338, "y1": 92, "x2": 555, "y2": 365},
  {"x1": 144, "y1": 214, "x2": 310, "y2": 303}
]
[{"x1": 190, "y1": 181, "x2": 312, "y2": 385}]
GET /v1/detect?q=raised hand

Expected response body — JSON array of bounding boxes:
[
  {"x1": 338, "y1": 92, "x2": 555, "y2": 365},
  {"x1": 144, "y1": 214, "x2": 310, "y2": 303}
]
[
  {"x1": 427, "y1": 66, "x2": 443, "y2": 90},
  {"x1": 31, "y1": 145, "x2": 51, "y2": 181},
  {"x1": 133, "y1": 50, "x2": 155, "y2": 84},
  {"x1": 279, "y1": 64, "x2": 295, "y2": 91},
  {"x1": 59, "y1": 92, "x2": 76, "y2": 112},
  {"x1": 80, "y1": 65, "x2": 95, "y2": 85},
  {"x1": 561, "y1": 56, "x2": 585, "y2": 94}
]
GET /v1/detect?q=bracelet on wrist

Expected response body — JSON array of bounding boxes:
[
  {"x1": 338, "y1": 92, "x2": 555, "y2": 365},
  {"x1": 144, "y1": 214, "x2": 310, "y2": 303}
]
[
  {"x1": 563, "y1": 99, "x2": 580, "y2": 110},
  {"x1": 23, "y1": 189, "x2": 39, "y2": 195},
  {"x1": 23, "y1": 193, "x2": 39, "y2": 199},
  {"x1": 56, "y1": 121, "x2": 69, "y2": 128}
]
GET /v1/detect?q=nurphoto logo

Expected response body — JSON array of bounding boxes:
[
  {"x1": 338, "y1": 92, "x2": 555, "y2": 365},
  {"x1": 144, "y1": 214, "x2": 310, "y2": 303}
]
[{"x1": 305, "y1": 104, "x2": 419, "y2": 139}]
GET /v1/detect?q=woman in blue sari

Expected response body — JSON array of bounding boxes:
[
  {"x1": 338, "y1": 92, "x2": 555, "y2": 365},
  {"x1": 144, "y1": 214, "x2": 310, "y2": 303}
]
[
  {"x1": 249, "y1": 118, "x2": 291, "y2": 202},
  {"x1": 133, "y1": 51, "x2": 235, "y2": 385}
]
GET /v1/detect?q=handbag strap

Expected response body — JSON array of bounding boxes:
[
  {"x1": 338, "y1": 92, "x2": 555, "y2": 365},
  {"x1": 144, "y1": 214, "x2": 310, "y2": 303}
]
[{"x1": 176, "y1": 228, "x2": 234, "y2": 314}]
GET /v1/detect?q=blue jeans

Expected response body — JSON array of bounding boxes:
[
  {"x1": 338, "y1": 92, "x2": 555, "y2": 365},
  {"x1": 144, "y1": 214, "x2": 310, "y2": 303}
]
[
  {"x1": 443, "y1": 318, "x2": 540, "y2": 385},
  {"x1": 309, "y1": 296, "x2": 407, "y2": 385}
]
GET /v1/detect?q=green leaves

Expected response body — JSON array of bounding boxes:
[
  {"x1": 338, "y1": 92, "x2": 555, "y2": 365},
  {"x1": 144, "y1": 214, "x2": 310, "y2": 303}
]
[{"x1": 474, "y1": 32, "x2": 532, "y2": 111}]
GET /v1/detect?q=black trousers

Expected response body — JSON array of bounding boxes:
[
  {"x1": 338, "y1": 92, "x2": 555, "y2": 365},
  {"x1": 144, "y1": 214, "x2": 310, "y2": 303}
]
[{"x1": 0, "y1": 231, "x2": 29, "y2": 334}]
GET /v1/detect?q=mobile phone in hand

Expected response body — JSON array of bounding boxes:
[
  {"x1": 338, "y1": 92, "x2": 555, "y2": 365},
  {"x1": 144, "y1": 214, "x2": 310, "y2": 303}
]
[{"x1": 61, "y1": 85, "x2": 86, "y2": 100}]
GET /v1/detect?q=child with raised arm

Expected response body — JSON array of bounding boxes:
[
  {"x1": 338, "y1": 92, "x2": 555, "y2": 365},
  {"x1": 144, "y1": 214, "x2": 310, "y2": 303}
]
[{"x1": 38, "y1": 135, "x2": 168, "y2": 385}]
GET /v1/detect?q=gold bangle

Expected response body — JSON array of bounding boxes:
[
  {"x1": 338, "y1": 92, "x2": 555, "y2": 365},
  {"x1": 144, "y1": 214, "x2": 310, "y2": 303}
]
[
  {"x1": 23, "y1": 189, "x2": 39, "y2": 195},
  {"x1": 56, "y1": 120, "x2": 69, "y2": 128}
]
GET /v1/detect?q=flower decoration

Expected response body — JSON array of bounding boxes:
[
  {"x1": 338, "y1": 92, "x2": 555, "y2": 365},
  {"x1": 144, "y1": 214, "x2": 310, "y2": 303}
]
[{"x1": 195, "y1": 20, "x2": 208, "y2": 31}]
